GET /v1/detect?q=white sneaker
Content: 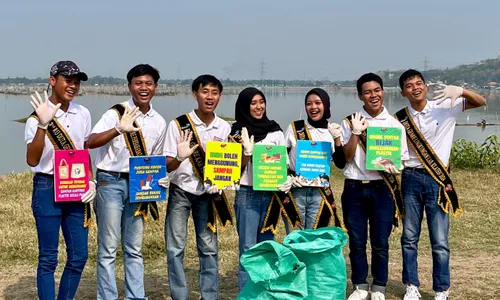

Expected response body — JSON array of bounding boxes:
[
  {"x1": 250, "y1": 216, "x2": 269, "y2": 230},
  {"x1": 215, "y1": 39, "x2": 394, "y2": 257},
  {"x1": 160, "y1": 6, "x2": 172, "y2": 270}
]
[
  {"x1": 347, "y1": 287, "x2": 370, "y2": 300},
  {"x1": 434, "y1": 290, "x2": 449, "y2": 300},
  {"x1": 371, "y1": 291, "x2": 385, "y2": 300},
  {"x1": 404, "y1": 284, "x2": 421, "y2": 300}
]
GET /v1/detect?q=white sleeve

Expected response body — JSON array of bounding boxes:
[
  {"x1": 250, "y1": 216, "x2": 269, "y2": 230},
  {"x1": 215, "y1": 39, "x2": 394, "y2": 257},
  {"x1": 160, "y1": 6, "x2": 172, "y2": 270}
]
[
  {"x1": 152, "y1": 119, "x2": 167, "y2": 156},
  {"x1": 340, "y1": 120, "x2": 352, "y2": 146},
  {"x1": 284, "y1": 124, "x2": 296, "y2": 149},
  {"x1": 164, "y1": 120, "x2": 180, "y2": 158},
  {"x1": 450, "y1": 97, "x2": 466, "y2": 115},
  {"x1": 275, "y1": 131, "x2": 289, "y2": 165},
  {"x1": 400, "y1": 125, "x2": 409, "y2": 161},
  {"x1": 91, "y1": 109, "x2": 119, "y2": 134},
  {"x1": 25, "y1": 117, "x2": 38, "y2": 144},
  {"x1": 83, "y1": 107, "x2": 92, "y2": 141}
]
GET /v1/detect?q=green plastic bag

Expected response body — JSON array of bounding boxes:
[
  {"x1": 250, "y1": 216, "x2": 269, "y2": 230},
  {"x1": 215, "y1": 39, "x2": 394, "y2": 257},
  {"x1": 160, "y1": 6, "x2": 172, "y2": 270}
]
[
  {"x1": 237, "y1": 241, "x2": 308, "y2": 300},
  {"x1": 283, "y1": 227, "x2": 348, "y2": 300}
]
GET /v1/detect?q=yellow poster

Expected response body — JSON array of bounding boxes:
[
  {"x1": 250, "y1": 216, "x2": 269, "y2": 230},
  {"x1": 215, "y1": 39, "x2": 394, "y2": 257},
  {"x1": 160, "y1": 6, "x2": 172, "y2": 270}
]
[{"x1": 204, "y1": 141, "x2": 242, "y2": 191}]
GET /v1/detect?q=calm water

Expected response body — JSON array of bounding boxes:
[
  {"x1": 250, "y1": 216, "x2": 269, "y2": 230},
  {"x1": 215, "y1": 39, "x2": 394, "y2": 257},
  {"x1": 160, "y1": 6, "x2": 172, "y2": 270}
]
[{"x1": 2, "y1": 89, "x2": 499, "y2": 175}]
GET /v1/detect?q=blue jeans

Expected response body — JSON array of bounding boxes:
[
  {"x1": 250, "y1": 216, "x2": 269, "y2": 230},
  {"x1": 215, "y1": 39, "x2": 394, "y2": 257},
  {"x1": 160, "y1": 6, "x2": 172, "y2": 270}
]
[
  {"x1": 284, "y1": 187, "x2": 322, "y2": 234},
  {"x1": 234, "y1": 185, "x2": 275, "y2": 291},
  {"x1": 94, "y1": 170, "x2": 146, "y2": 300},
  {"x1": 341, "y1": 179, "x2": 394, "y2": 293},
  {"x1": 31, "y1": 174, "x2": 88, "y2": 300},
  {"x1": 165, "y1": 184, "x2": 219, "y2": 300},
  {"x1": 401, "y1": 168, "x2": 450, "y2": 292}
]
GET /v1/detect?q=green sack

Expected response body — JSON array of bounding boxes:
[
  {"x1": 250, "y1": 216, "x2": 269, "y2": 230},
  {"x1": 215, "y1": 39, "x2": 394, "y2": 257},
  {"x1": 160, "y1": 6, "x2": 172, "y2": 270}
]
[
  {"x1": 283, "y1": 227, "x2": 348, "y2": 300},
  {"x1": 237, "y1": 241, "x2": 308, "y2": 300}
]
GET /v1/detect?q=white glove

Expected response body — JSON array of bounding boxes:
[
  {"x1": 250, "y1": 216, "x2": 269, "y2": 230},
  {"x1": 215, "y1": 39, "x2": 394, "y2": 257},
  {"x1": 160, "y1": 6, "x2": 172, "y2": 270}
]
[
  {"x1": 384, "y1": 164, "x2": 403, "y2": 175},
  {"x1": 81, "y1": 180, "x2": 96, "y2": 203},
  {"x1": 241, "y1": 127, "x2": 254, "y2": 156},
  {"x1": 278, "y1": 176, "x2": 293, "y2": 193},
  {"x1": 176, "y1": 130, "x2": 199, "y2": 161},
  {"x1": 158, "y1": 176, "x2": 170, "y2": 189},
  {"x1": 328, "y1": 122, "x2": 342, "y2": 139},
  {"x1": 115, "y1": 106, "x2": 142, "y2": 133},
  {"x1": 30, "y1": 90, "x2": 61, "y2": 129},
  {"x1": 351, "y1": 112, "x2": 368, "y2": 135},
  {"x1": 432, "y1": 84, "x2": 463, "y2": 107},
  {"x1": 291, "y1": 176, "x2": 302, "y2": 188},
  {"x1": 207, "y1": 185, "x2": 221, "y2": 194}
]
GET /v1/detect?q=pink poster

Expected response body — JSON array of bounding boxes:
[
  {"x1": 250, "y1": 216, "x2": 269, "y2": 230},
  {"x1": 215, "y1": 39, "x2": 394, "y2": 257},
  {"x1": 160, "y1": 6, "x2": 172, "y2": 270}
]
[{"x1": 54, "y1": 149, "x2": 90, "y2": 202}]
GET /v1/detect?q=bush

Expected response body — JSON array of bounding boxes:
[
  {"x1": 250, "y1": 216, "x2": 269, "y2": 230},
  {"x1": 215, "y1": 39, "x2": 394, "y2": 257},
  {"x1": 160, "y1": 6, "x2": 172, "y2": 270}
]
[{"x1": 451, "y1": 135, "x2": 500, "y2": 169}]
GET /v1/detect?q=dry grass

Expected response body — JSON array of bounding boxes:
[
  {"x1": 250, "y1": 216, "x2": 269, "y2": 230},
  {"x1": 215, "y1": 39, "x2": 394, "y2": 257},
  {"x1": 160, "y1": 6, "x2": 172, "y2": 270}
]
[{"x1": 0, "y1": 169, "x2": 499, "y2": 299}]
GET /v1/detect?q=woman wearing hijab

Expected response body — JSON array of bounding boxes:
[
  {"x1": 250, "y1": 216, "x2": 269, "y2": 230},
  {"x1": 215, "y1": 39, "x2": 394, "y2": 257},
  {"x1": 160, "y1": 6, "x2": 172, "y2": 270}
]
[
  {"x1": 229, "y1": 87, "x2": 292, "y2": 291},
  {"x1": 283, "y1": 88, "x2": 346, "y2": 232}
]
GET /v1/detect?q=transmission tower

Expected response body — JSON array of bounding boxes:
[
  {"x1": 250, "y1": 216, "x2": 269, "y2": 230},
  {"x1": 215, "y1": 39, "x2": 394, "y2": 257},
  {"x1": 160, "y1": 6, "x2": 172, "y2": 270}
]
[
  {"x1": 423, "y1": 56, "x2": 429, "y2": 72},
  {"x1": 259, "y1": 60, "x2": 266, "y2": 85}
]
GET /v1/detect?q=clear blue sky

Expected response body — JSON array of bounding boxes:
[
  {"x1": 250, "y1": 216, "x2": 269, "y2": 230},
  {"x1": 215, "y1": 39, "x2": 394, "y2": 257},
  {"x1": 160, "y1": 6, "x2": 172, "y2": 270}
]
[{"x1": 1, "y1": 0, "x2": 499, "y2": 81}]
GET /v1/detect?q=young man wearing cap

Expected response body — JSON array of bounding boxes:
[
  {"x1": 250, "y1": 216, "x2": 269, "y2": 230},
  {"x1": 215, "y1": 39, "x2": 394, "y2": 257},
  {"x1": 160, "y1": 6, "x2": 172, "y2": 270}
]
[
  {"x1": 25, "y1": 61, "x2": 96, "y2": 300},
  {"x1": 86, "y1": 64, "x2": 169, "y2": 300},
  {"x1": 397, "y1": 69, "x2": 486, "y2": 300}
]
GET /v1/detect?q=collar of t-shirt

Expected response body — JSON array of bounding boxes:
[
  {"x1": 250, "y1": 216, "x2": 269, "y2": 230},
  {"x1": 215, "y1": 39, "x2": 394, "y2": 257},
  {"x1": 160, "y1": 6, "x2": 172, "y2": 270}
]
[
  {"x1": 360, "y1": 105, "x2": 389, "y2": 120},
  {"x1": 188, "y1": 110, "x2": 220, "y2": 129},
  {"x1": 408, "y1": 100, "x2": 431, "y2": 116},
  {"x1": 126, "y1": 98, "x2": 156, "y2": 117},
  {"x1": 51, "y1": 101, "x2": 78, "y2": 118}
]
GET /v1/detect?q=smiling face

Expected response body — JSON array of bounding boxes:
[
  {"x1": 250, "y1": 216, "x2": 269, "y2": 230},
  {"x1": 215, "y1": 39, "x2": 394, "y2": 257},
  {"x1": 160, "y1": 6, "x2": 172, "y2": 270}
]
[
  {"x1": 49, "y1": 75, "x2": 80, "y2": 102},
  {"x1": 128, "y1": 75, "x2": 157, "y2": 105},
  {"x1": 401, "y1": 75, "x2": 427, "y2": 106},
  {"x1": 249, "y1": 93, "x2": 266, "y2": 119},
  {"x1": 358, "y1": 81, "x2": 384, "y2": 116},
  {"x1": 193, "y1": 83, "x2": 221, "y2": 114},
  {"x1": 305, "y1": 93, "x2": 324, "y2": 121}
]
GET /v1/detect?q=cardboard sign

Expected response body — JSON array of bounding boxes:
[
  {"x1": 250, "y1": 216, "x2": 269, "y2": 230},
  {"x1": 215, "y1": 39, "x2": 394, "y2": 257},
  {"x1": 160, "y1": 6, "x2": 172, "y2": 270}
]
[
  {"x1": 295, "y1": 140, "x2": 332, "y2": 187},
  {"x1": 366, "y1": 126, "x2": 402, "y2": 171},
  {"x1": 129, "y1": 156, "x2": 167, "y2": 202},
  {"x1": 54, "y1": 149, "x2": 90, "y2": 202},
  {"x1": 252, "y1": 144, "x2": 287, "y2": 191},
  {"x1": 204, "y1": 141, "x2": 242, "y2": 191}
]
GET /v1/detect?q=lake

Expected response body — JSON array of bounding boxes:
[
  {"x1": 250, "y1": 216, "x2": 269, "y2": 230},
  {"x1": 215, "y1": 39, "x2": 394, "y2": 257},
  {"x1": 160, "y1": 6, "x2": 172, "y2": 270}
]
[{"x1": 2, "y1": 88, "x2": 499, "y2": 175}]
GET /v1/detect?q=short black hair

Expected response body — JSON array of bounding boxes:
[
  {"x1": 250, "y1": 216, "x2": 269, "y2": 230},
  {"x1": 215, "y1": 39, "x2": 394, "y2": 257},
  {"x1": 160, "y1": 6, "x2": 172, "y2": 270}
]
[
  {"x1": 126, "y1": 64, "x2": 160, "y2": 84},
  {"x1": 399, "y1": 69, "x2": 425, "y2": 90},
  {"x1": 356, "y1": 73, "x2": 383, "y2": 95},
  {"x1": 192, "y1": 74, "x2": 223, "y2": 93}
]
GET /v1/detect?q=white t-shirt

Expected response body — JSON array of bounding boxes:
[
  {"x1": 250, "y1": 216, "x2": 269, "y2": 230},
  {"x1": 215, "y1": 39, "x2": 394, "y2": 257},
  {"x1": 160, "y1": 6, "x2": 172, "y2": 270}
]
[
  {"x1": 91, "y1": 98, "x2": 167, "y2": 173},
  {"x1": 341, "y1": 106, "x2": 409, "y2": 181},
  {"x1": 240, "y1": 131, "x2": 287, "y2": 186},
  {"x1": 404, "y1": 98, "x2": 466, "y2": 168},
  {"x1": 164, "y1": 110, "x2": 231, "y2": 196},
  {"x1": 284, "y1": 121, "x2": 336, "y2": 172},
  {"x1": 25, "y1": 102, "x2": 91, "y2": 175}
]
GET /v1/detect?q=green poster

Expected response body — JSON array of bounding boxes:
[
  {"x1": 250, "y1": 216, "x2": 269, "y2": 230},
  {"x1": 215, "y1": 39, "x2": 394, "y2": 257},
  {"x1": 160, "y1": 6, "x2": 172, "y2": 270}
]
[
  {"x1": 252, "y1": 145, "x2": 287, "y2": 191},
  {"x1": 365, "y1": 126, "x2": 402, "y2": 171}
]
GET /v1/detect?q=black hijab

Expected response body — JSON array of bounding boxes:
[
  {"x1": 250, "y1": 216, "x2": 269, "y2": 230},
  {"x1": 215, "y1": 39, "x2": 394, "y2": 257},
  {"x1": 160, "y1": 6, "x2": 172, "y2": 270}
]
[
  {"x1": 305, "y1": 88, "x2": 331, "y2": 128},
  {"x1": 231, "y1": 87, "x2": 282, "y2": 143}
]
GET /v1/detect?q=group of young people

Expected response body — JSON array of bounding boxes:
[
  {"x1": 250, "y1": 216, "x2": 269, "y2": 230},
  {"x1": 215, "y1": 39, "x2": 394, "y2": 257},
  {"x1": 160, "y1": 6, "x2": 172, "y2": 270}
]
[{"x1": 25, "y1": 60, "x2": 486, "y2": 300}]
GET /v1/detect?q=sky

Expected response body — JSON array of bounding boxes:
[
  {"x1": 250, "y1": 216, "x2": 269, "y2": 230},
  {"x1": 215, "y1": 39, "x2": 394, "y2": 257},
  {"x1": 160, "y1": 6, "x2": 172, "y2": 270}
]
[{"x1": 1, "y1": 0, "x2": 499, "y2": 81}]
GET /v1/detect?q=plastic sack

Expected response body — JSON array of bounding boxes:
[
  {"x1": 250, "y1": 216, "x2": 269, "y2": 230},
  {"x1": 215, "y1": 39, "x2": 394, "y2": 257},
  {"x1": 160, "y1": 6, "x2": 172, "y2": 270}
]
[
  {"x1": 237, "y1": 241, "x2": 308, "y2": 300},
  {"x1": 283, "y1": 227, "x2": 348, "y2": 300}
]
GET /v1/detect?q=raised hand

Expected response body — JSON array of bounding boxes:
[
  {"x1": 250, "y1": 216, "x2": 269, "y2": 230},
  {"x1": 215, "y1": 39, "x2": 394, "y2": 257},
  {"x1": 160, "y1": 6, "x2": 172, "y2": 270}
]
[
  {"x1": 30, "y1": 90, "x2": 61, "y2": 128},
  {"x1": 115, "y1": 107, "x2": 141, "y2": 133},
  {"x1": 176, "y1": 130, "x2": 199, "y2": 161},
  {"x1": 433, "y1": 84, "x2": 464, "y2": 107},
  {"x1": 241, "y1": 127, "x2": 254, "y2": 156},
  {"x1": 351, "y1": 112, "x2": 368, "y2": 135},
  {"x1": 328, "y1": 122, "x2": 342, "y2": 139}
]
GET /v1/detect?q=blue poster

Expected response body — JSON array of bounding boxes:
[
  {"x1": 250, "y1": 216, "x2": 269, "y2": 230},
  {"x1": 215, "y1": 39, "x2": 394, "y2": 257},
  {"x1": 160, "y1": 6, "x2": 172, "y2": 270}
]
[
  {"x1": 295, "y1": 140, "x2": 332, "y2": 187},
  {"x1": 129, "y1": 156, "x2": 167, "y2": 203}
]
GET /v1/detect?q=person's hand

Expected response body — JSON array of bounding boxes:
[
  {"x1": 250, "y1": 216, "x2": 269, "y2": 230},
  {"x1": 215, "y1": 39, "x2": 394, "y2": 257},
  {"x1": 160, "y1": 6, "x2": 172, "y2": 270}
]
[
  {"x1": 115, "y1": 107, "x2": 141, "y2": 133},
  {"x1": 384, "y1": 164, "x2": 402, "y2": 175},
  {"x1": 291, "y1": 176, "x2": 302, "y2": 188},
  {"x1": 176, "y1": 130, "x2": 199, "y2": 161},
  {"x1": 328, "y1": 122, "x2": 342, "y2": 139},
  {"x1": 433, "y1": 84, "x2": 464, "y2": 107},
  {"x1": 207, "y1": 185, "x2": 221, "y2": 195},
  {"x1": 30, "y1": 90, "x2": 60, "y2": 129},
  {"x1": 351, "y1": 112, "x2": 368, "y2": 135},
  {"x1": 158, "y1": 177, "x2": 170, "y2": 189},
  {"x1": 81, "y1": 180, "x2": 96, "y2": 203},
  {"x1": 278, "y1": 176, "x2": 293, "y2": 193},
  {"x1": 241, "y1": 127, "x2": 254, "y2": 156}
]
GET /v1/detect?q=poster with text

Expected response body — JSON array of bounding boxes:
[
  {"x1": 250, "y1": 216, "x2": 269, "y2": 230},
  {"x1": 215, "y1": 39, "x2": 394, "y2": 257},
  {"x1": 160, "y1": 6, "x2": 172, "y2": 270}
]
[
  {"x1": 366, "y1": 126, "x2": 402, "y2": 171},
  {"x1": 204, "y1": 141, "x2": 242, "y2": 191},
  {"x1": 129, "y1": 156, "x2": 167, "y2": 203},
  {"x1": 54, "y1": 149, "x2": 90, "y2": 202},
  {"x1": 252, "y1": 144, "x2": 287, "y2": 191},
  {"x1": 295, "y1": 140, "x2": 332, "y2": 187}
]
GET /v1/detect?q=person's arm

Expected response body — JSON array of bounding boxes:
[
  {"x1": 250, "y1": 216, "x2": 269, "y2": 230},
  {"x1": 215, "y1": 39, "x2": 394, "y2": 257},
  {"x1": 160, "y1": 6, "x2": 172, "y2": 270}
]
[
  {"x1": 87, "y1": 107, "x2": 141, "y2": 149},
  {"x1": 342, "y1": 113, "x2": 367, "y2": 163},
  {"x1": 240, "y1": 127, "x2": 254, "y2": 172},
  {"x1": 165, "y1": 127, "x2": 199, "y2": 172},
  {"x1": 332, "y1": 143, "x2": 346, "y2": 169},
  {"x1": 26, "y1": 119, "x2": 47, "y2": 167},
  {"x1": 463, "y1": 88, "x2": 486, "y2": 110}
]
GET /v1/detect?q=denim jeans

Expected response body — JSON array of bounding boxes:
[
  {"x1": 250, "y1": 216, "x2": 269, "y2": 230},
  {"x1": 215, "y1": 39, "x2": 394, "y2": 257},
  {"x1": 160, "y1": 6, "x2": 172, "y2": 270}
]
[
  {"x1": 165, "y1": 184, "x2": 219, "y2": 300},
  {"x1": 284, "y1": 187, "x2": 323, "y2": 234},
  {"x1": 401, "y1": 168, "x2": 450, "y2": 292},
  {"x1": 31, "y1": 174, "x2": 88, "y2": 300},
  {"x1": 341, "y1": 179, "x2": 394, "y2": 293},
  {"x1": 94, "y1": 170, "x2": 146, "y2": 300},
  {"x1": 234, "y1": 185, "x2": 275, "y2": 291}
]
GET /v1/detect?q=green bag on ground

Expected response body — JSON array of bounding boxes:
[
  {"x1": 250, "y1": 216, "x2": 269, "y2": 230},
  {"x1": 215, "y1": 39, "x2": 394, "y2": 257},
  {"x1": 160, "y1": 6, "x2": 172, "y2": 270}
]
[
  {"x1": 283, "y1": 227, "x2": 348, "y2": 300},
  {"x1": 237, "y1": 241, "x2": 308, "y2": 300}
]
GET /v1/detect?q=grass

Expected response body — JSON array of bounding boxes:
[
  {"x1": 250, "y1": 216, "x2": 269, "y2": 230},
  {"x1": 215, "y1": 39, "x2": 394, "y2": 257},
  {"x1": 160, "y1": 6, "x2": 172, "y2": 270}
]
[{"x1": 0, "y1": 169, "x2": 499, "y2": 299}]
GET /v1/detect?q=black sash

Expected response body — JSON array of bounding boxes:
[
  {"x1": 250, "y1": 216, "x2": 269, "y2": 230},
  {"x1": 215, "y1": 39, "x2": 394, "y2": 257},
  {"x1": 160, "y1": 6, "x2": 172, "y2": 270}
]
[
  {"x1": 29, "y1": 112, "x2": 92, "y2": 227},
  {"x1": 344, "y1": 115, "x2": 404, "y2": 225},
  {"x1": 395, "y1": 108, "x2": 461, "y2": 215},
  {"x1": 112, "y1": 104, "x2": 159, "y2": 221},
  {"x1": 174, "y1": 114, "x2": 233, "y2": 232},
  {"x1": 291, "y1": 120, "x2": 345, "y2": 229},
  {"x1": 229, "y1": 129, "x2": 302, "y2": 234}
]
